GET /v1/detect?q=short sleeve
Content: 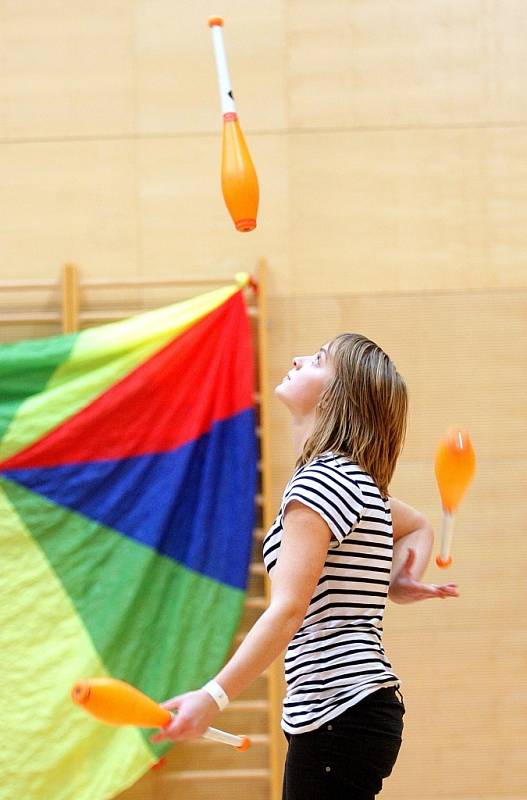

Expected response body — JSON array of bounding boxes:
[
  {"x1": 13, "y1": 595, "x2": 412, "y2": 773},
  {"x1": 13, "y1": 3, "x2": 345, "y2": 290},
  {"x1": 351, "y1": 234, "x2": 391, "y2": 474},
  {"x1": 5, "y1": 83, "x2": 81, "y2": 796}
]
[{"x1": 283, "y1": 461, "x2": 364, "y2": 545}]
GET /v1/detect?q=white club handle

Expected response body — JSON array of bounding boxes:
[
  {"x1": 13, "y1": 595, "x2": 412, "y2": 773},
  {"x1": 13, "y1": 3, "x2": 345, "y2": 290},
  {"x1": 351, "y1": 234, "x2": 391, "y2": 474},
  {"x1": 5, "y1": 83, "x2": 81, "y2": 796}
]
[
  {"x1": 208, "y1": 19, "x2": 237, "y2": 115},
  {"x1": 436, "y1": 511, "x2": 455, "y2": 568},
  {"x1": 203, "y1": 726, "x2": 250, "y2": 750},
  {"x1": 167, "y1": 712, "x2": 250, "y2": 750}
]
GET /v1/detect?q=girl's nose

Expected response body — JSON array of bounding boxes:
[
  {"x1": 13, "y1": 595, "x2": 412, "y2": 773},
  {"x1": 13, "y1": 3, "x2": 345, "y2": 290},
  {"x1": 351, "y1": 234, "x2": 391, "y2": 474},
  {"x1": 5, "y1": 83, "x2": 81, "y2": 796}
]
[{"x1": 293, "y1": 357, "x2": 302, "y2": 368}]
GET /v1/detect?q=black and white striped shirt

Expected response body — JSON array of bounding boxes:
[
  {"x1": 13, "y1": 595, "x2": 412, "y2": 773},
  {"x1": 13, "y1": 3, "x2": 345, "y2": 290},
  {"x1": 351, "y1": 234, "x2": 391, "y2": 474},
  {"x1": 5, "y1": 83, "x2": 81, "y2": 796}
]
[{"x1": 262, "y1": 451, "x2": 399, "y2": 734}]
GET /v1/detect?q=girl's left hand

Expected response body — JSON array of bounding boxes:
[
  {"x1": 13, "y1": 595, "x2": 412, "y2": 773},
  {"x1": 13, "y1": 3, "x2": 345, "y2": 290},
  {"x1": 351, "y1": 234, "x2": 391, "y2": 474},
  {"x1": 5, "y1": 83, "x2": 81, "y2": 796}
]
[
  {"x1": 150, "y1": 690, "x2": 219, "y2": 743},
  {"x1": 389, "y1": 548, "x2": 460, "y2": 604}
]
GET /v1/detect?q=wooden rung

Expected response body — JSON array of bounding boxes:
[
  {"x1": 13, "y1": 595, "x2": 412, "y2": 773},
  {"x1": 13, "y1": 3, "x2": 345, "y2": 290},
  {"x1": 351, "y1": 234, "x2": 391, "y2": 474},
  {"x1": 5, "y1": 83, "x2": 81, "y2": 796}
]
[
  {"x1": 253, "y1": 528, "x2": 265, "y2": 540},
  {"x1": 81, "y1": 275, "x2": 241, "y2": 288},
  {"x1": 0, "y1": 280, "x2": 58, "y2": 289},
  {"x1": 0, "y1": 312, "x2": 61, "y2": 322},
  {"x1": 79, "y1": 310, "x2": 141, "y2": 321},
  {"x1": 244, "y1": 596, "x2": 267, "y2": 610},
  {"x1": 76, "y1": 307, "x2": 259, "y2": 322},
  {"x1": 255, "y1": 494, "x2": 263, "y2": 506},
  {"x1": 227, "y1": 700, "x2": 268, "y2": 712},
  {"x1": 249, "y1": 563, "x2": 265, "y2": 576},
  {"x1": 167, "y1": 769, "x2": 271, "y2": 782},
  {"x1": 189, "y1": 733, "x2": 270, "y2": 746}
]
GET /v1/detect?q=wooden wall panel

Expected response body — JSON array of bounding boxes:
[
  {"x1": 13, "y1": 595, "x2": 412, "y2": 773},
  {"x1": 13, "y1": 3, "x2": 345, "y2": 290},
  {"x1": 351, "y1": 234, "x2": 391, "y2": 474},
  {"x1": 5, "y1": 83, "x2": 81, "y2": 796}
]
[
  {"x1": 0, "y1": 0, "x2": 136, "y2": 139},
  {"x1": 289, "y1": 128, "x2": 527, "y2": 295},
  {"x1": 0, "y1": 140, "x2": 138, "y2": 281},
  {"x1": 287, "y1": 0, "x2": 527, "y2": 128}
]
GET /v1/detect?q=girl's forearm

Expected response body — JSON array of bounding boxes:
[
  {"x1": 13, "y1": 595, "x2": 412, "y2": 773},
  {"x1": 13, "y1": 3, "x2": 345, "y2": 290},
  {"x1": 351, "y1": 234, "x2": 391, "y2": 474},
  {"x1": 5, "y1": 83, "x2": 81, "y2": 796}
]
[
  {"x1": 212, "y1": 604, "x2": 301, "y2": 702},
  {"x1": 391, "y1": 524, "x2": 434, "y2": 583}
]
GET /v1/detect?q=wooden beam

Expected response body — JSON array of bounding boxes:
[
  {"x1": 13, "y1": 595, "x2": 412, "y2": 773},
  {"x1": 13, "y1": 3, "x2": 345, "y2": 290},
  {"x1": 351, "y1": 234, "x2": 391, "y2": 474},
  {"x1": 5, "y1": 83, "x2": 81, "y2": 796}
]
[
  {"x1": 61, "y1": 263, "x2": 79, "y2": 333},
  {"x1": 80, "y1": 275, "x2": 237, "y2": 288}
]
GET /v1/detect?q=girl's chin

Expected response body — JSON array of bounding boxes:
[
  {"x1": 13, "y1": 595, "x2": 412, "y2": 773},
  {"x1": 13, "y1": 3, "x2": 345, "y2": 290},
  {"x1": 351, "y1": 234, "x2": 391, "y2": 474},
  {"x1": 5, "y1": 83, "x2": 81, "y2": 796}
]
[
  {"x1": 275, "y1": 379, "x2": 291, "y2": 396},
  {"x1": 274, "y1": 382, "x2": 296, "y2": 411}
]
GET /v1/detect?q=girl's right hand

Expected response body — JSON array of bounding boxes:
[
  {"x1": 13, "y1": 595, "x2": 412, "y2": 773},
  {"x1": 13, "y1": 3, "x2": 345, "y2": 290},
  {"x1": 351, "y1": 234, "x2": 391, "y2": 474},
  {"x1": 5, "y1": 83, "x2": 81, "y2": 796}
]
[{"x1": 389, "y1": 548, "x2": 460, "y2": 604}]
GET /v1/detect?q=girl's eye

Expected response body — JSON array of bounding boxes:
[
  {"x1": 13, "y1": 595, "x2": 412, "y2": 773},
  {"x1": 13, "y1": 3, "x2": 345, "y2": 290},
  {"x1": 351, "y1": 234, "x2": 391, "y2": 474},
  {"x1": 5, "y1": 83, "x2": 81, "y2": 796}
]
[{"x1": 312, "y1": 353, "x2": 321, "y2": 365}]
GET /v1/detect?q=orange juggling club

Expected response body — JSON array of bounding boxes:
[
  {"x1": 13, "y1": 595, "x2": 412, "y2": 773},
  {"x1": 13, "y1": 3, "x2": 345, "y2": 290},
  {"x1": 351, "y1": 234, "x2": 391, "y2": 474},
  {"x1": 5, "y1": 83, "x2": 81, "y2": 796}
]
[
  {"x1": 208, "y1": 17, "x2": 259, "y2": 232},
  {"x1": 71, "y1": 677, "x2": 250, "y2": 751},
  {"x1": 434, "y1": 427, "x2": 476, "y2": 568}
]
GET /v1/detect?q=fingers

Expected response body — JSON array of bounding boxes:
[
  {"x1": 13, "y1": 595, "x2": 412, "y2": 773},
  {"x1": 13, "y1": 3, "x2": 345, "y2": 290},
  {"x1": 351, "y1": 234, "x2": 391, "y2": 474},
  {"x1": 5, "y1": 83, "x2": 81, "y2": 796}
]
[
  {"x1": 388, "y1": 575, "x2": 460, "y2": 603},
  {"x1": 150, "y1": 718, "x2": 198, "y2": 744},
  {"x1": 437, "y1": 585, "x2": 460, "y2": 597},
  {"x1": 150, "y1": 730, "x2": 169, "y2": 744},
  {"x1": 429, "y1": 582, "x2": 460, "y2": 599},
  {"x1": 151, "y1": 730, "x2": 178, "y2": 744},
  {"x1": 409, "y1": 581, "x2": 460, "y2": 601},
  {"x1": 160, "y1": 697, "x2": 181, "y2": 710}
]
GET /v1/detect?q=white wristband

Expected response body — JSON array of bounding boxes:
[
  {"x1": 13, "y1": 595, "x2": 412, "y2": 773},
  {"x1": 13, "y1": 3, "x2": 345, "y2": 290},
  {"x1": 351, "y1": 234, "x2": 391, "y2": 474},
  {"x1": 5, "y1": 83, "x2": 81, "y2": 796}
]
[{"x1": 202, "y1": 679, "x2": 230, "y2": 711}]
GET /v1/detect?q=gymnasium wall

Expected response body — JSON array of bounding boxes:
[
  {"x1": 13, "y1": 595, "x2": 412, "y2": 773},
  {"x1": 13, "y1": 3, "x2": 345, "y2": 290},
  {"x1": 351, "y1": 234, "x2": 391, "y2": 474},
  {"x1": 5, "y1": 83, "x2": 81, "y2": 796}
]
[{"x1": 1, "y1": 2, "x2": 526, "y2": 799}]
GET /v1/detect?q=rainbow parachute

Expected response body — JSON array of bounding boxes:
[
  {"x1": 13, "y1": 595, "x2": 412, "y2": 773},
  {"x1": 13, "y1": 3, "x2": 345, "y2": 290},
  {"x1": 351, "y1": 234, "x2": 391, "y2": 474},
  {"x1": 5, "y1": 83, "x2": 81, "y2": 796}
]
[{"x1": 0, "y1": 277, "x2": 257, "y2": 800}]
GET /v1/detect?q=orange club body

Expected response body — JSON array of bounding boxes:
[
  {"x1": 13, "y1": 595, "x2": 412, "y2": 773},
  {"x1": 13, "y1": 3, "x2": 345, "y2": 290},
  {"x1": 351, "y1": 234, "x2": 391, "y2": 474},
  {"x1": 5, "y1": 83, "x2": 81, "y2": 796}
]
[
  {"x1": 434, "y1": 427, "x2": 476, "y2": 568},
  {"x1": 71, "y1": 677, "x2": 171, "y2": 728},
  {"x1": 221, "y1": 112, "x2": 259, "y2": 232},
  {"x1": 435, "y1": 428, "x2": 476, "y2": 513},
  {"x1": 71, "y1": 676, "x2": 252, "y2": 751}
]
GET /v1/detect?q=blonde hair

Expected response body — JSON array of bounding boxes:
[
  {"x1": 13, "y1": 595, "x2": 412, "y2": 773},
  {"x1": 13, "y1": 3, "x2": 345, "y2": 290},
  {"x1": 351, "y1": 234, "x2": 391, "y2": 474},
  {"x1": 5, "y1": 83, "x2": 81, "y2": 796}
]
[{"x1": 299, "y1": 333, "x2": 408, "y2": 496}]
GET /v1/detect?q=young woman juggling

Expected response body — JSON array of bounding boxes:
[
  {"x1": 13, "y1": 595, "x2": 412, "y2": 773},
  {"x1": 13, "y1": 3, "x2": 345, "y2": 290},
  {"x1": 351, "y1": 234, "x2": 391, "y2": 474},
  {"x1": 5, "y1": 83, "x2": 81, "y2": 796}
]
[{"x1": 153, "y1": 333, "x2": 458, "y2": 799}]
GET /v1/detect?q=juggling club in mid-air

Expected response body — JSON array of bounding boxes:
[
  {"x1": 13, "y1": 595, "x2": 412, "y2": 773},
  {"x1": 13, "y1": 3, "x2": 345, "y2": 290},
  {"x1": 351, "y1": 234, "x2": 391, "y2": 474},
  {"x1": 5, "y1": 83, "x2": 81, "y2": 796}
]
[
  {"x1": 208, "y1": 16, "x2": 259, "y2": 232},
  {"x1": 434, "y1": 427, "x2": 476, "y2": 568}
]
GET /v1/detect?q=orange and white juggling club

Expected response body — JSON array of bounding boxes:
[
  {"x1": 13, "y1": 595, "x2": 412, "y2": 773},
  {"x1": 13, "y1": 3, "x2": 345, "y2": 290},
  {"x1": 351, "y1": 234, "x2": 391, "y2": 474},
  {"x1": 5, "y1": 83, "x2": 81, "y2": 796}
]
[
  {"x1": 434, "y1": 427, "x2": 476, "y2": 568},
  {"x1": 71, "y1": 677, "x2": 250, "y2": 751},
  {"x1": 208, "y1": 16, "x2": 259, "y2": 232}
]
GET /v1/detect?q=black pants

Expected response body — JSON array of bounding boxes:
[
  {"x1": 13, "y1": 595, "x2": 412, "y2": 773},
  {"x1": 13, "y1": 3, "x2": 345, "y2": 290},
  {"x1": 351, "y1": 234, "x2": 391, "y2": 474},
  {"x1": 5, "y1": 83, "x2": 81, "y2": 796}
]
[{"x1": 282, "y1": 687, "x2": 405, "y2": 800}]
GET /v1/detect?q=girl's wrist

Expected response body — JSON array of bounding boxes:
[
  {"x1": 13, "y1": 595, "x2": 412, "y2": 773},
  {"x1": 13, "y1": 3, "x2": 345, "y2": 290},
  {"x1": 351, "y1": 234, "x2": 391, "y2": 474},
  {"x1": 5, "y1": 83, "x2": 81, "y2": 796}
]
[{"x1": 201, "y1": 679, "x2": 230, "y2": 711}]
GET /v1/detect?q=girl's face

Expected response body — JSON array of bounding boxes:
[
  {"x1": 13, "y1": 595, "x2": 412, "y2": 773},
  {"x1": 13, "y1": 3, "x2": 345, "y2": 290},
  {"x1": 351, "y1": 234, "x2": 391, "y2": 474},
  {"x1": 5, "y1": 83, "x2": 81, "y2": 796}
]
[{"x1": 275, "y1": 343, "x2": 334, "y2": 415}]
